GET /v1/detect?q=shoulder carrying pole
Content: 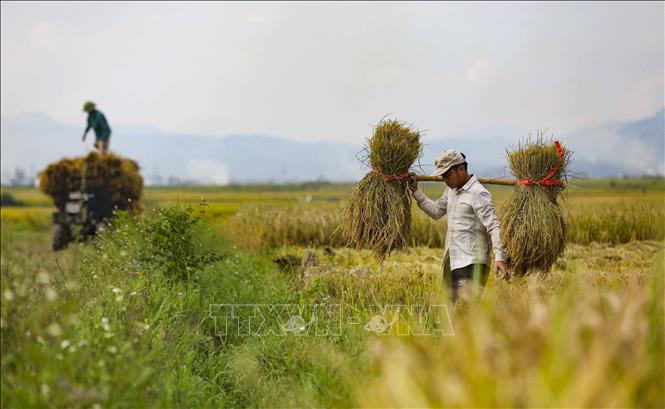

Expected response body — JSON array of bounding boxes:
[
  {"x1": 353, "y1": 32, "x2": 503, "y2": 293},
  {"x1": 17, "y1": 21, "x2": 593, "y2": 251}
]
[{"x1": 415, "y1": 175, "x2": 516, "y2": 186}]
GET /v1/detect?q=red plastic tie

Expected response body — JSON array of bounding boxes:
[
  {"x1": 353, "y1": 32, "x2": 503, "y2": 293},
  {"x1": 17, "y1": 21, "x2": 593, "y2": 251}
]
[
  {"x1": 516, "y1": 141, "x2": 565, "y2": 187},
  {"x1": 372, "y1": 169, "x2": 410, "y2": 182}
]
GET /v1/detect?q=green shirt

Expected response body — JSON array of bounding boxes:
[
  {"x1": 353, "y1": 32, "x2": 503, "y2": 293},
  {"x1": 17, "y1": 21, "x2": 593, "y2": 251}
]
[{"x1": 85, "y1": 109, "x2": 112, "y2": 141}]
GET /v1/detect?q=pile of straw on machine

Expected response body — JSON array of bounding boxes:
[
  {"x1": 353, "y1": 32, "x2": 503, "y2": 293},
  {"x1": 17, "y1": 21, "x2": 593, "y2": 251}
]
[{"x1": 39, "y1": 152, "x2": 143, "y2": 212}]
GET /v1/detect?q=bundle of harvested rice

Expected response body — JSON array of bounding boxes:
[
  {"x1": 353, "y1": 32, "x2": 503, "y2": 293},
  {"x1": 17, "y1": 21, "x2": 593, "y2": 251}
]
[
  {"x1": 501, "y1": 135, "x2": 571, "y2": 276},
  {"x1": 340, "y1": 118, "x2": 422, "y2": 259},
  {"x1": 39, "y1": 152, "x2": 143, "y2": 212}
]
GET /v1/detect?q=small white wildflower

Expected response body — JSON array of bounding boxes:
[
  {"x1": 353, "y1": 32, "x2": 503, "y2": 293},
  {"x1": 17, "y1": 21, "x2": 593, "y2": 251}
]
[
  {"x1": 119, "y1": 250, "x2": 127, "y2": 257},
  {"x1": 68, "y1": 314, "x2": 80, "y2": 326},
  {"x1": 92, "y1": 403, "x2": 102, "y2": 409},
  {"x1": 67, "y1": 280, "x2": 81, "y2": 291},
  {"x1": 56, "y1": 353, "x2": 63, "y2": 360},
  {"x1": 68, "y1": 345, "x2": 77, "y2": 353},
  {"x1": 97, "y1": 359, "x2": 105, "y2": 367},
  {"x1": 36, "y1": 336, "x2": 45, "y2": 345},
  {"x1": 135, "y1": 321, "x2": 150, "y2": 331},
  {"x1": 47, "y1": 323, "x2": 62, "y2": 337},
  {"x1": 102, "y1": 254, "x2": 109, "y2": 260},
  {"x1": 103, "y1": 332, "x2": 114, "y2": 339},
  {"x1": 3, "y1": 289, "x2": 14, "y2": 301},
  {"x1": 36, "y1": 270, "x2": 50, "y2": 284},
  {"x1": 41, "y1": 384, "x2": 50, "y2": 397},
  {"x1": 101, "y1": 317, "x2": 110, "y2": 331},
  {"x1": 115, "y1": 295, "x2": 123, "y2": 303},
  {"x1": 60, "y1": 340, "x2": 70, "y2": 349},
  {"x1": 130, "y1": 291, "x2": 137, "y2": 296},
  {"x1": 111, "y1": 287, "x2": 122, "y2": 294},
  {"x1": 45, "y1": 288, "x2": 57, "y2": 301},
  {"x1": 107, "y1": 346, "x2": 117, "y2": 354}
]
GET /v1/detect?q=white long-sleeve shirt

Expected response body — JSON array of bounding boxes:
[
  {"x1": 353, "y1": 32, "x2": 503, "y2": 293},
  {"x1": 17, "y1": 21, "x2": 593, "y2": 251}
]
[{"x1": 412, "y1": 175, "x2": 506, "y2": 270}]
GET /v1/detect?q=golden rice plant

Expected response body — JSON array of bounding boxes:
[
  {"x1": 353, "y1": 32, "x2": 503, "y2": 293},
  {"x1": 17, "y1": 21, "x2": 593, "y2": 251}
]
[
  {"x1": 360, "y1": 250, "x2": 664, "y2": 407},
  {"x1": 227, "y1": 203, "x2": 345, "y2": 249},
  {"x1": 339, "y1": 118, "x2": 423, "y2": 259},
  {"x1": 501, "y1": 134, "x2": 572, "y2": 276},
  {"x1": 225, "y1": 201, "x2": 664, "y2": 252},
  {"x1": 226, "y1": 202, "x2": 450, "y2": 251},
  {"x1": 567, "y1": 202, "x2": 665, "y2": 244}
]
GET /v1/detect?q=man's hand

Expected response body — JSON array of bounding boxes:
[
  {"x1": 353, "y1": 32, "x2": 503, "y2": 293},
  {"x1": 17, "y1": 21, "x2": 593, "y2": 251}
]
[
  {"x1": 495, "y1": 260, "x2": 511, "y2": 281},
  {"x1": 408, "y1": 173, "x2": 418, "y2": 193}
]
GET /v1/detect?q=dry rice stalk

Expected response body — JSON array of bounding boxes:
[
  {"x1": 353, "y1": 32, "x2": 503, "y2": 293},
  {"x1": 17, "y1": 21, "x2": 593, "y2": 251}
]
[
  {"x1": 501, "y1": 133, "x2": 571, "y2": 276},
  {"x1": 39, "y1": 152, "x2": 143, "y2": 212},
  {"x1": 340, "y1": 118, "x2": 422, "y2": 259}
]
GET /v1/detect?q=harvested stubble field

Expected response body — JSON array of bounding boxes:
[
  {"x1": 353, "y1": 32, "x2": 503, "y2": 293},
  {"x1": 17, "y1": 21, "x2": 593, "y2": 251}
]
[{"x1": 1, "y1": 178, "x2": 663, "y2": 408}]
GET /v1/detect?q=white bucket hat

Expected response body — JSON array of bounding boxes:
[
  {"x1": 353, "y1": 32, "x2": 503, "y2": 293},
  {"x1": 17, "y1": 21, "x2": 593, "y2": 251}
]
[{"x1": 430, "y1": 149, "x2": 466, "y2": 177}]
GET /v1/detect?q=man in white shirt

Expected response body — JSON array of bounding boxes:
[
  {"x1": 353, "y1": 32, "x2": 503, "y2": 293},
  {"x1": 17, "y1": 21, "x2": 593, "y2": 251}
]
[{"x1": 408, "y1": 149, "x2": 511, "y2": 302}]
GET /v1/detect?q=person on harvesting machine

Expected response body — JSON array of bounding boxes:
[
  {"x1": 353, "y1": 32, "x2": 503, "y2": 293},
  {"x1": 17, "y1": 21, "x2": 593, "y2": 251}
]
[
  {"x1": 81, "y1": 101, "x2": 112, "y2": 155},
  {"x1": 408, "y1": 150, "x2": 511, "y2": 303}
]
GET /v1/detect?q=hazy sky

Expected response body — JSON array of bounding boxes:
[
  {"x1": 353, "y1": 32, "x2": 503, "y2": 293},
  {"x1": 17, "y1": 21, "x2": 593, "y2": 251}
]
[{"x1": 1, "y1": 1, "x2": 663, "y2": 142}]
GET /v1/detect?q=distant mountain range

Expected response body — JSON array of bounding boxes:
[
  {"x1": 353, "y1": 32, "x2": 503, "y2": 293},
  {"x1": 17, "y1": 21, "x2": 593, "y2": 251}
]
[{"x1": 1, "y1": 109, "x2": 663, "y2": 185}]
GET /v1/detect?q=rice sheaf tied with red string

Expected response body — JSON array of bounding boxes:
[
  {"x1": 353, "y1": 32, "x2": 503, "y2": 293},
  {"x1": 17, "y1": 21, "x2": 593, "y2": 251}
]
[
  {"x1": 339, "y1": 118, "x2": 423, "y2": 260},
  {"x1": 501, "y1": 134, "x2": 572, "y2": 276}
]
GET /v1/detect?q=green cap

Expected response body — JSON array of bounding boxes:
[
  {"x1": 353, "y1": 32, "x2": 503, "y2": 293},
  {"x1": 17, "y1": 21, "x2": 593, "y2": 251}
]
[{"x1": 83, "y1": 101, "x2": 95, "y2": 112}]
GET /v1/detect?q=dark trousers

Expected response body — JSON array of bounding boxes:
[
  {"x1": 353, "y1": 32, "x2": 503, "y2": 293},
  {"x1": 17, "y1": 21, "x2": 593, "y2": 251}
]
[{"x1": 443, "y1": 258, "x2": 490, "y2": 303}]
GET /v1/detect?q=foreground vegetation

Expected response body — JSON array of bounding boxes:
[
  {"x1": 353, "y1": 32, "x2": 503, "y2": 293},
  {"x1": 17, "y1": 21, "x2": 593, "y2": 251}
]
[
  {"x1": 1, "y1": 180, "x2": 664, "y2": 407},
  {"x1": 2, "y1": 205, "x2": 385, "y2": 407}
]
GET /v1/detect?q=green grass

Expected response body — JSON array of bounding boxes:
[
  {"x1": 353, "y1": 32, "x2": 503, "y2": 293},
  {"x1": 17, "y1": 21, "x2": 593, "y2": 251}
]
[{"x1": 0, "y1": 206, "x2": 374, "y2": 408}]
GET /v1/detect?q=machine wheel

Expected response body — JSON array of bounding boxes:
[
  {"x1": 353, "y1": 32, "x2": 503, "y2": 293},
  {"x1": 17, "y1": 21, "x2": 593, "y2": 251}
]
[{"x1": 52, "y1": 224, "x2": 70, "y2": 251}]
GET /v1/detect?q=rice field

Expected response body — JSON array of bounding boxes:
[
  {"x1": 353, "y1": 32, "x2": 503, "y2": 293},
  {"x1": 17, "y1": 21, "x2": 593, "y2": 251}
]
[
  {"x1": 232, "y1": 200, "x2": 665, "y2": 249},
  {"x1": 1, "y1": 178, "x2": 664, "y2": 408}
]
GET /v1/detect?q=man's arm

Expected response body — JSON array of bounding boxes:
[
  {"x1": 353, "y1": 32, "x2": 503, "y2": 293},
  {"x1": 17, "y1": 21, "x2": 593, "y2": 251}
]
[
  {"x1": 82, "y1": 116, "x2": 92, "y2": 141},
  {"x1": 412, "y1": 189, "x2": 448, "y2": 220},
  {"x1": 408, "y1": 174, "x2": 447, "y2": 220},
  {"x1": 473, "y1": 191, "x2": 510, "y2": 279}
]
